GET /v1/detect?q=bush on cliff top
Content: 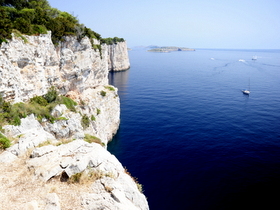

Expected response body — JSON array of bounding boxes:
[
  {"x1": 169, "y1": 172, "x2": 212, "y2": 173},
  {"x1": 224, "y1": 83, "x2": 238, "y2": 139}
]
[
  {"x1": 101, "y1": 37, "x2": 125, "y2": 45},
  {"x1": 0, "y1": 0, "x2": 124, "y2": 46}
]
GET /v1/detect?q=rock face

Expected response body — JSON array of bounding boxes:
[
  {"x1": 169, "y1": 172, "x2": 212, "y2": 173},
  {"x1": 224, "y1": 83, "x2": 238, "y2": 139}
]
[
  {"x1": 0, "y1": 31, "x2": 129, "y2": 102},
  {"x1": 0, "y1": 114, "x2": 148, "y2": 210},
  {"x1": 107, "y1": 42, "x2": 130, "y2": 71},
  {"x1": 0, "y1": 33, "x2": 148, "y2": 209}
]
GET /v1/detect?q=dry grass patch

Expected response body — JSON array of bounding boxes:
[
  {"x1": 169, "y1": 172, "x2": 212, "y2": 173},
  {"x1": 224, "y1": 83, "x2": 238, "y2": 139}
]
[
  {"x1": 68, "y1": 169, "x2": 115, "y2": 185},
  {"x1": 124, "y1": 168, "x2": 144, "y2": 193},
  {"x1": 84, "y1": 134, "x2": 104, "y2": 146},
  {"x1": 0, "y1": 156, "x2": 92, "y2": 210}
]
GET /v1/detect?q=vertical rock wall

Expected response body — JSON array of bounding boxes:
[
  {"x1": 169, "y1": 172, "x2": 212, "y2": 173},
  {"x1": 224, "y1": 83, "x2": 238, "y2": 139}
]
[
  {"x1": 107, "y1": 41, "x2": 130, "y2": 71},
  {"x1": 0, "y1": 32, "x2": 149, "y2": 209},
  {"x1": 0, "y1": 31, "x2": 129, "y2": 102}
]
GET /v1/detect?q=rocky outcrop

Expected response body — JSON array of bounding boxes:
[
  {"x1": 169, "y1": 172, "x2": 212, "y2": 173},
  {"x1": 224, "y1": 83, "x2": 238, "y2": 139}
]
[
  {"x1": 107, "y1": 41, "x2": 130, "y2": 71},
  {"x1": 0, "y1": 31, "x2": 129, "y2": 102},
  {"x1": 0, "y1": 33, "x2": 148, "y2": 209},
  {"x1": 0, "y1": 112, "x2": 148, "y2": 210}
]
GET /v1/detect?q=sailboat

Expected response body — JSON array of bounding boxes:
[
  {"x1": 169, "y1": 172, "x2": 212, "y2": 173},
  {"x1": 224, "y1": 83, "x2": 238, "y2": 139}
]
[
  {"x1": 242, "y1": 89, "x2": 250, "y2": 95},
  {"x1": 242, "y1": 79, "x2": 250, "y2": 95}
]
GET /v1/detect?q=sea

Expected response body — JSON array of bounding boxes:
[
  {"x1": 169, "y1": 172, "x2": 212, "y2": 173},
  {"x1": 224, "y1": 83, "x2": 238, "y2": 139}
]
[{"x1": 108, "y1": 48, "x2": 280, "y2": 210}]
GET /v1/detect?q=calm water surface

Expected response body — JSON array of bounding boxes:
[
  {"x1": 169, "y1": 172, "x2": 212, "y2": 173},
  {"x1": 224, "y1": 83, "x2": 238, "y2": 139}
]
[{"x1": 108, "y1": 49, "x2": 280, "y2": 210}]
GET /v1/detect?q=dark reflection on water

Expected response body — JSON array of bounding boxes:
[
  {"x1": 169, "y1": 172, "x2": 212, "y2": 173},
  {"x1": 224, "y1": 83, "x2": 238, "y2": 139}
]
[{"x1": 109, "y1": 70, "x2": 130, "y2": 98}]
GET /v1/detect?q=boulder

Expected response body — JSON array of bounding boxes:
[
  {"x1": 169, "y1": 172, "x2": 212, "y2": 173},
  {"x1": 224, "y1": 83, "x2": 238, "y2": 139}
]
[
  {"x1": 3, "y1": 114, "x2": 56, "y2": 157},
  {"x1": 27, "y1": 140, "x2": 149, "y2": 210}
]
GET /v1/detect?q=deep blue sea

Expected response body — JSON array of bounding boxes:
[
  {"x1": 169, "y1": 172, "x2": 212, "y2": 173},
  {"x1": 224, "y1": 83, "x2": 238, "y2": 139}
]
[{"x1": 108, "y1": 48, "x2": 280, "y2": 210}]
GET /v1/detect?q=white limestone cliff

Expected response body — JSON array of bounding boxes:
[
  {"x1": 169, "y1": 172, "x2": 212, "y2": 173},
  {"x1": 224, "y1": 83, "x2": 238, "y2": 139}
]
[
  {"x1": 107, "y1": 41, "x2": 130, "y2": 71},
  {"x1": 0, "y1": 31, "x2": 129, "y2": 102},
  {"x1": 0, "y1": 33, "x2": 148, "y2": 209}
]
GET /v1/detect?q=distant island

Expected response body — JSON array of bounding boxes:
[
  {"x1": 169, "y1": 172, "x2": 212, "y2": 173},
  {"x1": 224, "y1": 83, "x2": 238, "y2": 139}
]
[{"x1": 147, "y1": 46, "x2": 195, "y2": 52}]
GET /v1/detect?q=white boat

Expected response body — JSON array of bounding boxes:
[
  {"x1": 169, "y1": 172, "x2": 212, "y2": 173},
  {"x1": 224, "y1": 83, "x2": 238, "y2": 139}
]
[
  {"x1": 242, "y1": 79, "x2": 250, "y2": 95},
  {"x1": 252, "y1": 56, "x2": 257, "y2": 60},
  {"x1": 242, "y1": 89, "x2": 250, "y2": 95}
]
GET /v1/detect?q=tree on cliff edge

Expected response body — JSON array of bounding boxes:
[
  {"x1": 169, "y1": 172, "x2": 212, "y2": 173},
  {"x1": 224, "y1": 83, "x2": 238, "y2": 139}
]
[{"x1": 0, "y1": 0, "x2": 124, "y2": 46}]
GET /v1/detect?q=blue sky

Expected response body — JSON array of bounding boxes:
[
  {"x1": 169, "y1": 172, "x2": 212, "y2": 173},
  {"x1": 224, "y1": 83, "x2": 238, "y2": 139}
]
[{"x1": 48, "y1": 0, "x2": 280, "y2": 49}]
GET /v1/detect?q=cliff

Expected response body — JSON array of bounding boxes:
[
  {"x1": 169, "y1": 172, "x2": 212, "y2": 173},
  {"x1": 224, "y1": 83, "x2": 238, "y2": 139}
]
[
  {"x1": 0, "y1": 31, "x2": 129, "y2": 103},
  {"x1": 0, "y1": 32, "x2": 148, "y2": 210},
  {"x1": 107, "y1": 42, "x2": 130, "y2": 71}
]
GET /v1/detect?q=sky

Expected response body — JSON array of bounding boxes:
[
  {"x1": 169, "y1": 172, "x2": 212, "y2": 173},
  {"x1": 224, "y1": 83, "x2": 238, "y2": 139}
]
[{"x1": 48, "y1": 0, "x2": 280, "y2": 49}]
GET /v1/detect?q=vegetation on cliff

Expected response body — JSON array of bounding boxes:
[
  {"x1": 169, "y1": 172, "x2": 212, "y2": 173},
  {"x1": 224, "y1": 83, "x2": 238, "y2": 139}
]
[
  {"x1": 0, "y1": 133, "x2": 10, "y2": 149},
  {"x1": 0, "y1": 86, "x2": 77, "y2": 128},
  {"x1": 0, "y1": 0, "x2": 124, "y2": 46},
  {"x1": 101, "y1": 37, "x2": 125, "y2": 45}
]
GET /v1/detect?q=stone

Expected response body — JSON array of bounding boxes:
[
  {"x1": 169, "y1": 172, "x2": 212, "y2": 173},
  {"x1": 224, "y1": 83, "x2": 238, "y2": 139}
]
[
  {"x1": 107, "y1": 41, "x2": 130, "y2": 71},
  {"x1": 45, "y1": 193, "x2": 61, "y2": 210},
  {"x1": 4, "y1": 114, "x2": 56, "y2": 156},
  {"x1": 31, "y1": 145, "x2": 58, "y2": 158},
  {"x1": 50, "y1": 104, "x2": 68, "y2": 118},
  {"x1": 25, "y1": 200, "x2": 39, "y2": 210},
  {"x1": 0, "y1": 151, "x2": 18, "y2": 163},
  {"x1": 27, "y1": 140, "x2": 149, "y2": 209}
]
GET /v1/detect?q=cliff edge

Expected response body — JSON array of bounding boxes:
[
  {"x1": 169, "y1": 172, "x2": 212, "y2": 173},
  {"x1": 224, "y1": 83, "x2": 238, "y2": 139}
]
[{"x1": 0, "y1": 32, "x2": 148, "y2": 210}]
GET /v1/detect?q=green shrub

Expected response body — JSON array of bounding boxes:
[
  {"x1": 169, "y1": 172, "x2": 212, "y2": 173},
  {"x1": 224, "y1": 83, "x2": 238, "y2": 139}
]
[
  {"x1": 96, "y1": 108, "x2": 101, "y2": 115},
  {"x1": 44, "y1": 86, "x2": 58, "y2": 103},
  {"x1": 0, "y1": 89, "x2": 78, "y2": 127},
  {"x1": 90, "y1": 115, "x2": 95, "y2": 121},
  {"x1": 105, "y1": 86, "x2": 115, "y2": 91},
  {"x1": 101, "y1": 37, "x2": 124, "y2": 45},
  {"x1": 81, "y1": 114, "x2": 90, "y2": 129},
  {"x1": 56, "y1": 95, "x2": 77, "y2": 112},
  {"x1": 12, "y1": 116, "x2": 21, "y2": 126},
  {"x1": 13, "y1": 17, "x2": 32, "y2": 35},
  {"x1": 1, "y1": 100, "x2": 12, "y2": 113},
  {"x1": 32, "y1": 24, "x2": 48, "y2": 34},
  {"x1": 0, "y1": 133, "x2": 11, "y2": 149},
  {"x1": 100, "y1": 91, "x2": 106, "y2": 97},
  {"x1": 0, "y1": 0, "x2": 104, "y2": 47},
  {"x1": 30, "y1": 95, "x2": 48, "y2": 106}
]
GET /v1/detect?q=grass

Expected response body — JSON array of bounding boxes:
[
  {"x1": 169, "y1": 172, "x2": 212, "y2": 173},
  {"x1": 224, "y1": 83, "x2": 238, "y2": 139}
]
[
  {"x1": 124, "y1": 168, "x2": 144, "y2": 193},
  {"x1": 38, "y1": 140, "x2": 53, "y2": 147},
  {"x1": 56, "y1": 117, "x2": 68, "y2": 121},
  {"x1": 12, "y1": 29, "x2": 28, "y2": 43},
  {"x1": 81, "y1": 115, "x2": 90, "y2": 129},
  {"x1": 55, "y1": 139, "x2": 74, "y2": 146},
  {"x1": 105, "y1": 86, "x2": 115, "y2": 91},
  {"x1": 68, "y1": 169, "x2": 114, "y2": 185},
  {"x1": 38, "y1": 138, "x2": 74, "y2": 147},
  {"x1": 90, "y1": 115, "x2": 96, "y2": 121},
  {"x1": 84, "y1": 134, "x2": 104, "y2": 146},
  {"x1": 56, "y1": 95, "x2": 77, "y2": 112},
  {"x1": 0, "y1": 133, "x2": 11, "y2": 149}
]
